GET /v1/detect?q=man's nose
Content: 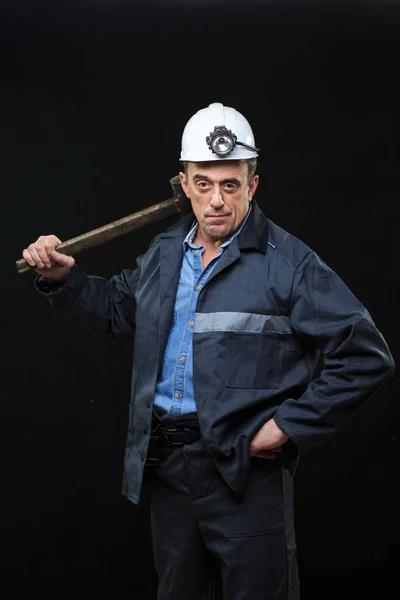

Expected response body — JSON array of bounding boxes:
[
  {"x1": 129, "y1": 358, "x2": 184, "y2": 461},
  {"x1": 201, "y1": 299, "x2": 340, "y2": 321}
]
[{"x1": 210, "y1": 188, "x2": 224, "y2": 207}]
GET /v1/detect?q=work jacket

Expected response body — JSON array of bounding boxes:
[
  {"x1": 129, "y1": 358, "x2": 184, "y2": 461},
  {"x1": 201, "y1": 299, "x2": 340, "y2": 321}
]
[{"x1": 36, "y1": 201, "x2": 395, "y2": 504}]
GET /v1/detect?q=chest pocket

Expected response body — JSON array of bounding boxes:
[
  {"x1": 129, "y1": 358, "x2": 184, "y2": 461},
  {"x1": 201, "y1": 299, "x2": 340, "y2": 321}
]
[
  {"x1": 194, "y1": 312, "x2": 291, "y2": 389},
  {"x1": 225, "y1": 331, "x2": 286, "y2": 389}
]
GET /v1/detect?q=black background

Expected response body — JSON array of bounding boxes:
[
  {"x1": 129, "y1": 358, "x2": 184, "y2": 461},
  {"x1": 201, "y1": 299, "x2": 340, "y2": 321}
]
[{"x1": 2, "y1": 0, "x2": 399, "y2": 598}]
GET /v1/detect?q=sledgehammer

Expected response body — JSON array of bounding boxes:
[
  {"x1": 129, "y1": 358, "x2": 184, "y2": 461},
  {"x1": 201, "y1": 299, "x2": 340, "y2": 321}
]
[{"x1": 16, "y1": 175, "x2": 190, "y2": 275}]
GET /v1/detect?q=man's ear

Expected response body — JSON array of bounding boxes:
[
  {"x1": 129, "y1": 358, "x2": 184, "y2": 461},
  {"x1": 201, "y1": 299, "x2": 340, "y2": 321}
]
[
  {"x1": 248, "y1": 174, "x2": 259, "y2": 201},
  {"x1": 179, "y1": 171, "x2": 190, "y2": 198}
]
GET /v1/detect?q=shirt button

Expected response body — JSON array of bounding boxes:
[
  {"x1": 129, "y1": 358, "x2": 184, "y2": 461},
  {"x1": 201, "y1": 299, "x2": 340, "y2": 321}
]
[
  {"x1": 189, "y1": 319, "x2": 194, "y2": 327},
  {"x1": 179, "y1": 356, "x2": 184, "y2": 362},
  {"x1": 175, "y1": 392, "x2": 181, "y2": 399},
  {"x1": 195, "y1": 285, "x2": 201, "y2": 291}
]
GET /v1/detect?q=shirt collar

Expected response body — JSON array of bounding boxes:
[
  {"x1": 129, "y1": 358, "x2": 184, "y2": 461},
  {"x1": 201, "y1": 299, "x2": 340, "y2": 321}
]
[{"x1": 183, "y1": 203, "x2": 253, "y2": 251}]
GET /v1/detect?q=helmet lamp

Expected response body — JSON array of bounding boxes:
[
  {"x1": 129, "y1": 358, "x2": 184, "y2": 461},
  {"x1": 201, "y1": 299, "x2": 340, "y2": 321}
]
[{"x1": 206, "y1": 125, "x2": 259, "y2": 158}]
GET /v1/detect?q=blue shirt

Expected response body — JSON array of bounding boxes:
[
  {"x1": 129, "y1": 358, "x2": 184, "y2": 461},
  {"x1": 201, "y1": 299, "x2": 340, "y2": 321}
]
[{"x1": 153, "y1": 204, "x2": 252, "y2": 420}]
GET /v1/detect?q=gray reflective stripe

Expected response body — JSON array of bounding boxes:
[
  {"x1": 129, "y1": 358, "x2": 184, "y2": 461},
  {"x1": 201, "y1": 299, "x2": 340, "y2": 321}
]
[{"x1": 194, "y1": 312, "x2": 291, "y2": 334}]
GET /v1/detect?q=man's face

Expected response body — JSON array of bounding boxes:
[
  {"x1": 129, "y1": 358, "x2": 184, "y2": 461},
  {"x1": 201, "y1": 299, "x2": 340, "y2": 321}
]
[{"x1": 179, "y1": 161, "x2": 259, "y2": 245}]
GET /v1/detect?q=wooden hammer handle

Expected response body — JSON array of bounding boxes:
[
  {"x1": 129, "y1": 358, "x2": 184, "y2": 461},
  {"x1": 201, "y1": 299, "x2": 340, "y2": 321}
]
[{"x1": 16, "y1": 175, "x2": 190, "y2": 274}]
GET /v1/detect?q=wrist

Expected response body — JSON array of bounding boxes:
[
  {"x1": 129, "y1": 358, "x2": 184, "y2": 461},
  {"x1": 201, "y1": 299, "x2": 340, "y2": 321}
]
[{"x1": 272, "y1": 418, "x2": 289, "y2": 442}]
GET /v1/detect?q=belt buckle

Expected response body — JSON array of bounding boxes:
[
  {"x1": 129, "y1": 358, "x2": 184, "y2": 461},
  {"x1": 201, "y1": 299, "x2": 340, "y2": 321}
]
[
  {"x1": 162, "y1": 426, "x2": 184, "y2": 448},
  {"x1": 162, "y1": 427, "x2": 190, "y2": 448}
]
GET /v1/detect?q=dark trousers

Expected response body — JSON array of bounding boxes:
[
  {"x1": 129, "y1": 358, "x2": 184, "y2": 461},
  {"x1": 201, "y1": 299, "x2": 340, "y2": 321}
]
[{"x1": 147, "y1": 437, "x2": 300, "y2": 600}]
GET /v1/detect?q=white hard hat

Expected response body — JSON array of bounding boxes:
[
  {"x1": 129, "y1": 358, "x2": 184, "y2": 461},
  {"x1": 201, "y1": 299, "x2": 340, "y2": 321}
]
[{"x1": 180, "y1": 102, "x2": 259, "y2": 162}]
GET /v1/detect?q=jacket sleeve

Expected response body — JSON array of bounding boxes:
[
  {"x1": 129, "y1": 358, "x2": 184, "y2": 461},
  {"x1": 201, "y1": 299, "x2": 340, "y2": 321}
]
[
  {"x1": 273, "y1": 251, "x2": 395, "y2": 452},
  {"x1": 34, "y1": 261, "x2": 142, "y2": 340}
]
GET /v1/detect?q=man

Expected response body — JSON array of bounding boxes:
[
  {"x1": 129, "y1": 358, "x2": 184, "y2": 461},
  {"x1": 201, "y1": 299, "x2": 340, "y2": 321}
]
[{"x1": 22, "y1": 102, "x2": 395, "y2": 599}]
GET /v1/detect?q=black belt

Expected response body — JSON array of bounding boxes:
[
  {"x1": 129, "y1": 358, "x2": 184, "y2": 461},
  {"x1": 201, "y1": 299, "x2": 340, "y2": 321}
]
[
  {"x1": 145, "y1": 416, "x2": 201, "y2": 467},
  {"x1": 153, "y1": 418, "x2": 201, "y2": 446}
]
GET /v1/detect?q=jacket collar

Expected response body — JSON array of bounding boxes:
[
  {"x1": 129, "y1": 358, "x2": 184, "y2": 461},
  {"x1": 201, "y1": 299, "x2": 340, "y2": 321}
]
[{"x1": 162, "y1": 199, "x2": 269, "y2": 253}]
